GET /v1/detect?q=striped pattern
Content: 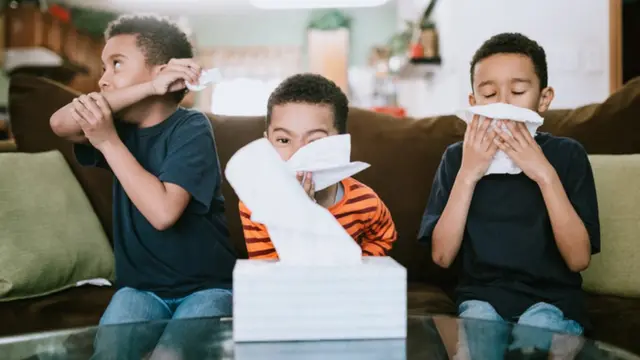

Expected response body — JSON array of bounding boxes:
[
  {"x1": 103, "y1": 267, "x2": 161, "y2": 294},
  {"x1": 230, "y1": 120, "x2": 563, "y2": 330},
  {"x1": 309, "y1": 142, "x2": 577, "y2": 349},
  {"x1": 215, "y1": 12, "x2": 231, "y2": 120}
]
[{"x1": 239, "y1": 177, "x2": 397, "y2": 259}]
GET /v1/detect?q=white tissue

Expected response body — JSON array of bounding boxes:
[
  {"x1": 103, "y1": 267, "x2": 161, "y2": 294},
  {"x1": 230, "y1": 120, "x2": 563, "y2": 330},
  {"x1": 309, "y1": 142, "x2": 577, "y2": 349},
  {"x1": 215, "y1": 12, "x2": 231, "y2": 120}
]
[
  {"x1": 286, "y1": 134, "x2": 370, "y2": 192},
  {"x1": 185, "y1": 68, "x2": 222, "y2": 92},
  {"x1": 225, "y1": 138, "x2": 362, "y2": 265},
  {"x1": 455, "y1": 103, "x2": 544, "y2": 175}
]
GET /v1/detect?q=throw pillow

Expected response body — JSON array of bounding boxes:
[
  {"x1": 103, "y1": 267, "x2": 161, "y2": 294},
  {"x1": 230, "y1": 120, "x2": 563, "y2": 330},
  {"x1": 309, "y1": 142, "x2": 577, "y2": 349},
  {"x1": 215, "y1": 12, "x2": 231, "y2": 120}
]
[{"x1": 0, "y1": 150, "x2": 114, "y2": 301}]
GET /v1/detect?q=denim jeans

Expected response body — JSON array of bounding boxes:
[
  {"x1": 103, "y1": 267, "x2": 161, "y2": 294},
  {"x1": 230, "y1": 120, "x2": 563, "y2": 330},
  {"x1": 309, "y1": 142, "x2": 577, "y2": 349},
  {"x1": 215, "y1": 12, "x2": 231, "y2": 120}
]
[
  {"x1": 458, "y1": 300, "x2": 583, "y2": 360},
  {"x1": 92, "y1": 287, "x2": 232, "y2": 359}
]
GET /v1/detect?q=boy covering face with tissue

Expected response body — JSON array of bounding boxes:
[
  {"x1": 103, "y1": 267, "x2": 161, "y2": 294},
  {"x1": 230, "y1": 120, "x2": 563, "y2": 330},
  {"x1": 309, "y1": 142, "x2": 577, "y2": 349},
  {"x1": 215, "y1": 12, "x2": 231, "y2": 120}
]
[
  {"x1": 50, "y1": 13, "x2": 235, "y2": 334},
  {"x1": 240, "y1": 73, "x2": 397, "y2": 259},
  {"x1": 419, "y1": 33, "x2": 600, "y2": 356}
]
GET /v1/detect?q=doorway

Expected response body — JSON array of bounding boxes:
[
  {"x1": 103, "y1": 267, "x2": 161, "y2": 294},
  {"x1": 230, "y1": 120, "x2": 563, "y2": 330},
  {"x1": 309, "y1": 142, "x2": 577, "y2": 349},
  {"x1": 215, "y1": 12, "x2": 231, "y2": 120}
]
[{"x1": 610, "y1": 0, "x2": 640, "y2": 93}]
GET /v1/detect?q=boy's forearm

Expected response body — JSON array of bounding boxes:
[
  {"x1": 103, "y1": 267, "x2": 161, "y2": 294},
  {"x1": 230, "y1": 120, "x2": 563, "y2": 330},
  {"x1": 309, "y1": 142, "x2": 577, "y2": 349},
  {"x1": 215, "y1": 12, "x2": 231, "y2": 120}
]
[
  {"x1": 99, "y1": 138, "x2": 184, "y2": 231},
  {"x1": 100, "y1": 82, "x2": 156, "y2": 113},
  {"x1": 431, "y1": 175, "x2": 476, "y2": 268},
  {"x1": 49, "y1": 102, "x2": 86, "y2": 142},
  {"x1": 538, "y1": 173, "x2": 591, "y2": 272}
]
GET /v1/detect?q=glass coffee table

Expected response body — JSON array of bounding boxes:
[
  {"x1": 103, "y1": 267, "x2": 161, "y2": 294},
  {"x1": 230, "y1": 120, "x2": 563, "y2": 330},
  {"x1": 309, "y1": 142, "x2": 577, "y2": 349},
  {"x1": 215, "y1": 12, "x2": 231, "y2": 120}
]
[{"x1": 0, "y1": 315, "x2": 637, "y2": 359}]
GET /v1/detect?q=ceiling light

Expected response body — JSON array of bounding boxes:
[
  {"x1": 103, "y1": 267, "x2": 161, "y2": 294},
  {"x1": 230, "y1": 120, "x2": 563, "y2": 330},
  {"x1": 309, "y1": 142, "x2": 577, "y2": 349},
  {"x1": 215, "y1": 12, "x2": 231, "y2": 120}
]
[{"x1": 250, "y1": 0, "x2": 390, "y2": 9}]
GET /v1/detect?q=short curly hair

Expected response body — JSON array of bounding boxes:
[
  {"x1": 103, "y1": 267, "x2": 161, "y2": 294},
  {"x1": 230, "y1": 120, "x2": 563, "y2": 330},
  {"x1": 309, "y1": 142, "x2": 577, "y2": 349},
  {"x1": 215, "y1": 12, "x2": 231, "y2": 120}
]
[
  {"x1": 105, "y1": 14, "x2": 193, "y2": 103},
  {"x1": 470, "y1": 32, "x2": 548, "y2": 90},
  {"x1": 267, "y1": 73, "x2": 349, "y2": 134}
]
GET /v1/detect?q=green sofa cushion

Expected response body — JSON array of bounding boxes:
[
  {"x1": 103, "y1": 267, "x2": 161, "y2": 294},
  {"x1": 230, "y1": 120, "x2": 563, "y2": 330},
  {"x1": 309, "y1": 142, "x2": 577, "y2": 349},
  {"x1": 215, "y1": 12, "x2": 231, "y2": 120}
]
[
  {"x1": 0, "y1": 150, "x2": 114, "y2": 301},
  {"x1": 582, "y1": 154, "x2": 640, "y2": 297}
]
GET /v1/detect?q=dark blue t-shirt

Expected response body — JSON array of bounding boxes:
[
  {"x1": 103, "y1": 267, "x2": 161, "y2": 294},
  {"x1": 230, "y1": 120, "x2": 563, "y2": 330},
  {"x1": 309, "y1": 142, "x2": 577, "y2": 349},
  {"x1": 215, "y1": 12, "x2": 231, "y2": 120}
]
[
  {"x1": 418, "y1": 133, "x2": 600, "y2": 328},
  {"x1": 74, "y1": 108, "x2": 236, "y2": 298}
]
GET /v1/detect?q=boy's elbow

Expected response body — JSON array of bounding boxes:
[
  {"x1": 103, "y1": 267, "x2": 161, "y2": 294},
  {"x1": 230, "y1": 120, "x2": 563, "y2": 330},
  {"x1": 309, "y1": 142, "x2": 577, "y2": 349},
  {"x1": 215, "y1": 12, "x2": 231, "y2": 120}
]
[
  {"x1": 149, "y1": 209, "x2": 181, "y2": 231},
  {"x1": 50, "y1": 113, "x2": 64, "y2": 135},
  {"x1": 432, "y1": 249, "x2": 453, "y2": 269},
  {"x1": 568, "y1": 255, "x2": 590, "y2": 273}
]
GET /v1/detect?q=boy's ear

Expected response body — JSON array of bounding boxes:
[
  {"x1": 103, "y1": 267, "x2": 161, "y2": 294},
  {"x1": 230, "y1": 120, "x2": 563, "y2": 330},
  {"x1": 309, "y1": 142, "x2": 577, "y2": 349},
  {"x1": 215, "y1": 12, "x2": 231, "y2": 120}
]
[
  {"x1": 263, "y1": 130, "x2": 267, "y2": 138},
  {"x1": 468, "y1": 93, "x2": 477, "y2": 106},
  {"x1": 537, "y1": 87, "x2": 555, "y2": 113}
]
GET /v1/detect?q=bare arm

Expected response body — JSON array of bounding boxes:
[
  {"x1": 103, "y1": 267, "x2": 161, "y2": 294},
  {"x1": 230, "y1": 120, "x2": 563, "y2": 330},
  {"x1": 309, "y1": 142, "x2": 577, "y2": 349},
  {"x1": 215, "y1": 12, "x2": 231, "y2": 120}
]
[
  {"x1": 431, "y1": 116, "x2": 498, "y2": 268},
  {"x1": 538, "y1": 173, "x2": 591, "y2": 272},
  {"x1": 99, "y1": 138, "x2": 191, "y2": 231},
  {"x1": 431, "y1": 176, "x2": 476, "y2": 268},
  {"x1": 49, "y1": 82, "x2": 155, "y2": 142}
]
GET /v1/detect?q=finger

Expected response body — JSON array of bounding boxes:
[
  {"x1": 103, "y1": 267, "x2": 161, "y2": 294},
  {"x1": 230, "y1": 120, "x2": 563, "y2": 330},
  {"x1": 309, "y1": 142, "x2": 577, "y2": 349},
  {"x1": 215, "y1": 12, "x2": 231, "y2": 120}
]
[
  {"x1": 164, "y1": 64, "x2": 200, "y2": 83},
  {"x1": 169, "y1": 58, "x2": 202, "y2": 74},
  {"x1": 70, "y1": 107, "x2": 90, "y2": 129},
  {"x1": 494, "y1": 137, "x2": 513, "y2": 155},
  {"x1": 88, "y1": 93, "x2": 112, "y2": 118},
  {"x1": 488, "y1": 136, "x2": 500, "y2": 155},
  {"x1": 477, "y1": 117, "x2": 492, "y2": 144},
  {"x1": 482, "y1": 129, "x2": 499, "y2": 151},
  {"x1": 72, "y1": 98, "x2": 96, "y2": 125},
  {"x1": 505, "y1": 121, "x2": 528, "y2": 147},
  {"x1": 466, "y1": 115, "x2": 478, "y2": 144},
  {"x1": 495, "y1": 123, "x2": 522, "y2": 151},
  {"x1": 77, "y1": 96, "x2": 102, "y2": 124},
  {"x1": 517, "y1": 122, "x2": 536, "y2": 145}
]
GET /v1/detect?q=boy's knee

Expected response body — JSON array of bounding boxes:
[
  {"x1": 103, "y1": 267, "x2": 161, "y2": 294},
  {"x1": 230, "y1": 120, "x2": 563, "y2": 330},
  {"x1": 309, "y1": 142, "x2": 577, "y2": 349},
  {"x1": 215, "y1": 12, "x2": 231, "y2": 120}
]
[
  {"x1": 517, "y1": 302, "x2": 582, "y2": 335},
  {"x1": 100, "y1": 287, "x2": 169, "y2": 325},
  {"x1": 458, "y1": 300, "x2": 503, "y2": 322}
]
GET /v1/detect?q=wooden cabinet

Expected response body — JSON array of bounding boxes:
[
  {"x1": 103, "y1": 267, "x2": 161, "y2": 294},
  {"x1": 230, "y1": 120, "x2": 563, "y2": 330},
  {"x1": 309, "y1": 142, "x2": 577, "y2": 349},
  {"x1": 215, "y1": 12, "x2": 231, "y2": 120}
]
[{"x1": 4, "y1": 4, "x2": 100, "y2": 91}]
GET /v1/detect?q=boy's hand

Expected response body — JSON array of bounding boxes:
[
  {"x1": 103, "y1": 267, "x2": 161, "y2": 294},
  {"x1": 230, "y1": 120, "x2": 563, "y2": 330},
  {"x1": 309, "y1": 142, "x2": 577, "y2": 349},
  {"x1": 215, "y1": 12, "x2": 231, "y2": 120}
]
[
  {"x1": 494, "y1": 121, "x2": 556, "y2": 184},
  {"x1": 297, "y1": 172, "x2": 316, "y2": 202},
  {"x1": 71, "y1": 93, "x2": 118, "y2": 150},
  {"x1": 151, "y1": 58, "x2": 202, "y2": 95},
  {"x1": 459, "y1": 115, "x2": 499, "y2": 184}
]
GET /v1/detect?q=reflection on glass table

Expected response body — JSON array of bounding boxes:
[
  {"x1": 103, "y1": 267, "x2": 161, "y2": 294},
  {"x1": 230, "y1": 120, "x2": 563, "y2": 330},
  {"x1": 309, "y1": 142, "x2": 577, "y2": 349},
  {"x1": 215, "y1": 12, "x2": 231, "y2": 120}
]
[{"x1": 0, "y1": 315, "x2": 637, "y2": 360}]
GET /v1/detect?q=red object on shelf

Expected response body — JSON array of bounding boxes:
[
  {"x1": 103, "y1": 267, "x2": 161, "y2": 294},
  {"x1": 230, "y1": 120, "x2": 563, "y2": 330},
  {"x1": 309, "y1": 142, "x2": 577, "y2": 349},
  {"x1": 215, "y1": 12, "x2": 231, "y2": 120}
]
[
  {"x1": 48, "y1": 4, "x2": 71, "y2": 23},
  {"x1": 409, "y1": 43, "x2": 424, "y2": 59},
  {"x1": 372, "y1": 107, "x2": 406, "y2": 118}
]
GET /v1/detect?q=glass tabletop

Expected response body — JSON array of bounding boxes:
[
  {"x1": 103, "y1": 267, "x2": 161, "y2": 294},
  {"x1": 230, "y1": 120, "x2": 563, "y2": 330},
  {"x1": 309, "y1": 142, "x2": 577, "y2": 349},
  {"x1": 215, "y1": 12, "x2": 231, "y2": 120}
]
[{"x1": 0, "y1": 315, "x2": 637, "y2": 360}]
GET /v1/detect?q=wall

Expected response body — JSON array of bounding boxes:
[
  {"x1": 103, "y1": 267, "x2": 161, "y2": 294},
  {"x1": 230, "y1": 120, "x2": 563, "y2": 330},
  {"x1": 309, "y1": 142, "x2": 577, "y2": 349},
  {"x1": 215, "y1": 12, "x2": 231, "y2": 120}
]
[
  {"x1": 396, "y1": 0, "x2": 611, "y2": 118},
  {"x1": 188, "y1": 3, "x2": 398, "y2": 67}
]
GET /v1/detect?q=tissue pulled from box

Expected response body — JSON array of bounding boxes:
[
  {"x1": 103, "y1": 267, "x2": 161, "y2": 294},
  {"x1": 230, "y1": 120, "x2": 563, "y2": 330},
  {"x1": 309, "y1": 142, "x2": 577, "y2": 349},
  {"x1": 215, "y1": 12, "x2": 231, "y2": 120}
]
[
  {"x1": 225, "y1": 137, "x2": 362, "y2": 265},
  {"x1": 286, "y1": 134, "x2": 370, "y2": 192},
  {"x1": 185, "y1": 68, "x2": 222, "y2": 92},
  {"x1": 455, "y1": 103, "x2": 544, "y2": 175}
]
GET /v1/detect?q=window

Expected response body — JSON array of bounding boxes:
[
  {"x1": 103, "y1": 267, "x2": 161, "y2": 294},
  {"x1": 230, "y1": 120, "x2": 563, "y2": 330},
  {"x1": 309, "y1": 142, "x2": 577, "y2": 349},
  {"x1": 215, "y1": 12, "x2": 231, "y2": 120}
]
[{"x1": 211, "y1": 78, "x2": 282, "y2": 116}]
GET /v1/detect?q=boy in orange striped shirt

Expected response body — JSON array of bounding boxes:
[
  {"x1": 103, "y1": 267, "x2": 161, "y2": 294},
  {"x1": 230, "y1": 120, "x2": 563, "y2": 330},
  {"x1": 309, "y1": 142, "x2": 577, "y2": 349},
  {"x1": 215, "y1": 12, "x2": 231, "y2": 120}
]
[{"x1": 239, "y1": 73, "x2": 397, "y2": 259}]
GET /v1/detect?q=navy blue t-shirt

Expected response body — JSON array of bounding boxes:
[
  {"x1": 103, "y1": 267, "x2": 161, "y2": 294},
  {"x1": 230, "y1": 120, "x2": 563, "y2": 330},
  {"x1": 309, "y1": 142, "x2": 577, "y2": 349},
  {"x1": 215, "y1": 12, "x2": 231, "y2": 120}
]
[
  {"x1": 74, "y1": 108, "x2": 236, "y2": 298},
  {"x1": 418, "y1": 133, "x2": 600, "y2": 328}
]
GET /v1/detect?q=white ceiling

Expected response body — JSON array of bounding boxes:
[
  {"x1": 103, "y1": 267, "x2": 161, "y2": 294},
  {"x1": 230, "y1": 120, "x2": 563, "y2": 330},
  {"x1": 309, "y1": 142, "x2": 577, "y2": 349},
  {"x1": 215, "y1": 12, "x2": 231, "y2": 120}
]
[
  {"x1": 59, "y1": 0, "x2": 259, "y2": 14},
  {"x1": 58, "y1": 0, "x2": 395, "y2": 15}
]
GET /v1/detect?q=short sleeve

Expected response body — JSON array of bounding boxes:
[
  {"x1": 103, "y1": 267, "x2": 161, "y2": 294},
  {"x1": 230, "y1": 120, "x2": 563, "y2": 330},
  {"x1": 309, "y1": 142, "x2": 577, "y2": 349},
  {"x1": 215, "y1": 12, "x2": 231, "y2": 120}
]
[
  {"x1": 73, "y1": 120, "x2": 131, "y2": 169},
  {"x1": 418, "y1": 145, "x2": 462, "y2": 243},
  {"x1": 563, "y1": 142, "x2": 601, "y2": 254},
  {"x1": 158, "y1": 114, "x2": 220, "y2": 211}
]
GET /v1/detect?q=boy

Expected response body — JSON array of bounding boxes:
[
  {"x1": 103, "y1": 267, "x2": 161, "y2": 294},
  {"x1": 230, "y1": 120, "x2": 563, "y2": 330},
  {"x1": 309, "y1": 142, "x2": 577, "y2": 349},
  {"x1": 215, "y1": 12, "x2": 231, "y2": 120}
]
[
  {"x1": 419, "y1": 33, "x2": 600, "y2": 356},
  {"x1": 49, "y1": 14, "x2": 236, "y2": 327},
  {"x1": 240, "y1": 73, "x2": 397, "y2": 259}
]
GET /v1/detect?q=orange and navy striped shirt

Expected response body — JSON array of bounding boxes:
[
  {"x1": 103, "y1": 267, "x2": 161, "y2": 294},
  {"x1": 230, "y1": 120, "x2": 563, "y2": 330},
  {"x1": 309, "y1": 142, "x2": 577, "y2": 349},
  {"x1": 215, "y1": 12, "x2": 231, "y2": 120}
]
[{"x1": 240, "y1": 177, "x2": 397, "y2": 259}]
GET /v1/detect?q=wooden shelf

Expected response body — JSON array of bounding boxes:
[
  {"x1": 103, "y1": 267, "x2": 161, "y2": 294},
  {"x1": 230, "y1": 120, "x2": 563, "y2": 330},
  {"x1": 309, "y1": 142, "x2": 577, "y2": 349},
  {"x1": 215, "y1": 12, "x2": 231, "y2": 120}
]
[{"x1": 397, "y1": 56, "x2": 442, "y2": 78}]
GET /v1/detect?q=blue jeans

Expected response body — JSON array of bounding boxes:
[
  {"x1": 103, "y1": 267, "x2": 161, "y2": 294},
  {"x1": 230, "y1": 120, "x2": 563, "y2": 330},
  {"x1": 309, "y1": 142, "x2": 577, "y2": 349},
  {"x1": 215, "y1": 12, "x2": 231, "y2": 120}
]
[
  {"x1": 93, "y1": 287, "x2": 232, "y2": 359},
  {"x1": 459, "y1": 300, "x2": 583, "y2": 359}
]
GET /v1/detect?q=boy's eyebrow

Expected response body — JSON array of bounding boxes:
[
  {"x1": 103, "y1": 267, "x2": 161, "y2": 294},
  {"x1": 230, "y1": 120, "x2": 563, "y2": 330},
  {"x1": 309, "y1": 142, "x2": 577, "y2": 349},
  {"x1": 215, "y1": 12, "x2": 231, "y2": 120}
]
[
  {"x1": 511, "y1": 78, "x2": 532, "y2": 84},
  {"x1": 271, "y1": 128, "x2": 329, "y2": 136},
  {"x1": 477, "y1": 80, "x2": 495, "y2": 88}
]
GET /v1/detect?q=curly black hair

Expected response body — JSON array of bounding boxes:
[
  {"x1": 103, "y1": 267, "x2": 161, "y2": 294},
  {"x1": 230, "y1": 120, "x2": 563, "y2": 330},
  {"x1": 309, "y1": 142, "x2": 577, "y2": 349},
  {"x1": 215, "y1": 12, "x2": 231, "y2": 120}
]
[
  {"x1": 470, "y1": 32, "x2": 548, "y2": 90},
  {"x1": 267, "y1": 73, "x2": 349, "y2": 134},
  {"x1": 105, "y1": 14, "x2": 193, "y2": 103}
]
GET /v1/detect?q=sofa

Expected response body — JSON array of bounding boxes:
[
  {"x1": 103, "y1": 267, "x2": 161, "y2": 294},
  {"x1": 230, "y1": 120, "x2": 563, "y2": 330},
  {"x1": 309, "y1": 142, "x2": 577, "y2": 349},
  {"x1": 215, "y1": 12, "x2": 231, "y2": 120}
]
[{"x1": 1, "y1": 74, "x2": 640, "y2": 354}]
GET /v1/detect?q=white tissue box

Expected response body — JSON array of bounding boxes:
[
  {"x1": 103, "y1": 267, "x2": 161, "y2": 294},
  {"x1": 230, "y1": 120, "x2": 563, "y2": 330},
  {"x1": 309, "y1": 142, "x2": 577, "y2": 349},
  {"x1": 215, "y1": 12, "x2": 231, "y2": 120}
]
[{"x1": 232, "y1": 256, "x2": 407, "y2": 342}]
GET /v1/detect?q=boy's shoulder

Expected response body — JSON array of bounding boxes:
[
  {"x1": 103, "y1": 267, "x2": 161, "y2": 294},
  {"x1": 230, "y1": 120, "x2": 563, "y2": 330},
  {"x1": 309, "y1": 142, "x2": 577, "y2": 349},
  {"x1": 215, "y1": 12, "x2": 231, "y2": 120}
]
[
  {"x1": 165, "y1": 108, "x2": 213, "y2": 134},
  {"x1": 341, "y1": 177, "x2": 384, "y2": 205}
]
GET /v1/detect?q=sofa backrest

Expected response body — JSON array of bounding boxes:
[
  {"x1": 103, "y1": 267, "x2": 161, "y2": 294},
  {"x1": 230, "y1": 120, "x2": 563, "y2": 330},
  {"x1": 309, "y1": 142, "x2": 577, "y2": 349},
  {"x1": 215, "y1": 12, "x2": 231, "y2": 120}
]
[{"x1": 9, "y1": 74, "x2": 640, "y2": 285}]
